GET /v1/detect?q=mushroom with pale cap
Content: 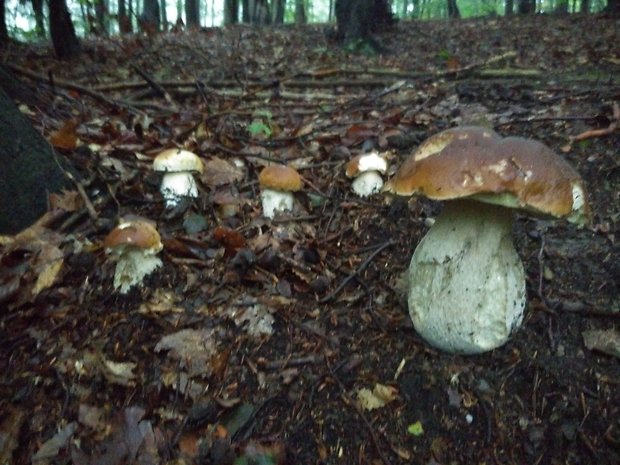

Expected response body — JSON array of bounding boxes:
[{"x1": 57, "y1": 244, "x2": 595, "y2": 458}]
[
  {"x1": 258, "y1": 165, "x2": 302, "y2": 219},
  {"x1": 345, "y1": 152, "x2": 388, "y2": 197},
  {"x1": 383, "y1": 126, "x2": 589, "y2": 354},
  {"x1": 153, "y1": 148, "x2": 204, "y2": 208},
  {"x1": 104, "y1": 218, "x2": 163, "y2": 294}
]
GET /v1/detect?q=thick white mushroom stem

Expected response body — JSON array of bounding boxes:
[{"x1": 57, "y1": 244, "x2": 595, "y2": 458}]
[
  {"x1": 160, "y1": 172, "x2": 199, "y2": 208},
  {"x1": 113, "y1": 249, "x2": 163, "y2": 294},
  {"x1": 260, "y1": 189, "x2": 294, "y2": 219},
  {"x1": 408, "y1": 200, "x2": 526, "y2": 354}
]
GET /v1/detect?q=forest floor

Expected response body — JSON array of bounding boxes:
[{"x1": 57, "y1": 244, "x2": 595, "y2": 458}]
[{"x1": 1, "y1": 12, "x2": 619, "y2": 465}]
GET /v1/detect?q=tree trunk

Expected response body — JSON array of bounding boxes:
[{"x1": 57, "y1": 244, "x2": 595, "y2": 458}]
[
  {"x1": 32, "y1": 0, "x2": 46, "y2": 38},
  {"x1": 185, "y1": 0, "x2": 200, "y2": 27},
  {"x1": 0, "y1": 0, "x2": 7, "y2": 45},
  {"x1": 139, "y1": 0, "x2": 160, "y2": 32},
  {"x1": 224, "y1": 0, "x2": 239, "y2": 24},
  {"x1": 580, "y1": 0, "x2": 589, "y2": 12},
  {"x1": 518, "y1": 0, "x2": 536, "y2": 14},
  {"x1": 247, "y1": 0, "x2": 270, "y2": 24},
  {"x1": 49, "y1": 0, "x2": 81, "y2": 60},
  {"x1": 0, "y1": 68, "x2": 70, "y2": 234},
  {"x1": 272, "y1": 0, "x2": 286, "y2": 23},
  {"x1": 335, "y1": 0, "x2": 394, "y2": 43},
  {"x1": 446, "y1": 0, "x2": 460, "y2": 17},
  {"x1": 95, "y1": 0, "x2": 108, "y2": 34},
  {"x1": 295, "y1": 0, "x2": 307, "y2": 24},
  {"x1": 160, "y1": 0, "x2": 168, "y2": 30},
  {"x1": 505, "y1": 0, "x2": 514, "y2": 15},
  {"x1": 605, "y1": 0, "x2": 620, "y2": 14},
  {"x1": 118, "y1": 0, "x2": 132, "y2": 33}
]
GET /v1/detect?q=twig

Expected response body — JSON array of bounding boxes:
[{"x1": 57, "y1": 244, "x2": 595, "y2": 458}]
[
  {"x1": 569, "y1": 101, "x2": 620, "y2": 143},
  {"x1": 319, "y1": 240, "x2": 394, "y2": 303},
  {"x1": 131, "y1": 64, "x2": 179, "y2": 109}
]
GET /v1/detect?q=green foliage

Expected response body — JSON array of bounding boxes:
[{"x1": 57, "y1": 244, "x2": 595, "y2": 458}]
[{"x1": 249, "y1": 110, "x2": 274, "y2": 138}]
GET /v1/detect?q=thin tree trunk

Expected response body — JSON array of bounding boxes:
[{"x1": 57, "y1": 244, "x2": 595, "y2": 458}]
[
  {"x1": 295, "y1": 0, "x2": 307, "y2": 24},
  {"x1": 224, "y1": 0, "x2": 239, "y2": 24},
  {"x1": 185, "y1": 0, "x2": 200, "y2": 27},
  {"x1": 0, "y1": 0, "x2": 7, "y2": 44},
  {"x1": 49, "y1": 0, "x2": 81, "y2": 59}
]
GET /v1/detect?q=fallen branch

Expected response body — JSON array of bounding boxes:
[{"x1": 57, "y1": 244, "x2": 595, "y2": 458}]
[{"x1": 570, "y1": 101, "x2": 620, "y2": 143}]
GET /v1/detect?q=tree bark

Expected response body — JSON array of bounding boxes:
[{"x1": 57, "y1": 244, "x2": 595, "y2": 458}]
[
  {"x1": 295, "y1": 0, "x2": 307, "y2": 24},
  {"x1": 272, "y1": 0, "x2": 286, "y2": 23},
  {"x1": 447, "y1": 0, "x2": 460, "y2": 17},
  {"x1": 517, "y1": 0, "x2": 536, "y2": 14},
  {"x1": 32, "y1": 0, "x2": 46, "y2": 37},
  {"x1": 224, "y1": 0, "x2": 239, "y2": 24},
  {"x1": 0, "y1": 68, "x2": 70, "y2": 234},
  {"x1": 118, "y1": 0, "x2": 132, "y2": 33},
  {"x1": 505, "y1": 0, "x2": 514, "y2": 15},
  {"x1": 0, "y1": 0, "x2": 7, "y2": 45},
  {"x1": 335, "y1": 0, "x2": 394, "y2": 44},
  {"x1": 185, "y1": 0, "x2": 200, "y2": 27},
  {"x1": 139, "y1": 0, "x2": 161, "y2": 32},
  {"x1": 49, "y1": 0, "x2": 81, "y2": 59}
]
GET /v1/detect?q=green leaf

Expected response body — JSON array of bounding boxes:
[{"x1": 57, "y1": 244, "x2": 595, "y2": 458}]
[
  {"x1": 407, "y1": 420, "x2": 424, "y2": 436},
  {"x1": 248, "y1": 120, "x2": 272, "y2": 138}
]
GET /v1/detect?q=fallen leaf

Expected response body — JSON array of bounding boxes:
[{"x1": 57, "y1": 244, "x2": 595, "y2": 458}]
[
  {"x1": 0, "y1": 405, "x2": 26, "y2": 465},
  {"x1": 155, "y1": 328, "x2": 221, "y2": 376},
  {"x1": 49, "y1": 119, "x2": 79, "y2": 151},
  {"x1": 32, "y1": 422, "x2": 77, "y2": 462},
  {"x1": 583, "y1": 329, "x2": 620, "y2": 358},
  {"x1": 356, "y1": 383, "x2": 399, "y2": 410}
]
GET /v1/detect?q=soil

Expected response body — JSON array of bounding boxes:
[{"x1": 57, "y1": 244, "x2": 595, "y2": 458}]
[{"x1": 1, "y1": 13, "x2": 619, "y2": 465}]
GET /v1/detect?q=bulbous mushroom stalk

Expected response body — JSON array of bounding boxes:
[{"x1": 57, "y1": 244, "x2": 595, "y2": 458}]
[
  {"x1": 384, "y1": 126, "x2": 590, "y2": 354},
  {"x1": 408, "y1": 200, "x2": 525, "y2": 354}
]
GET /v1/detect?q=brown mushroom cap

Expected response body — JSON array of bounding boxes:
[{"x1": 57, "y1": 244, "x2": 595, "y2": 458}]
[
  {"x1": 104, "y1": 219, "x2": 163, "y2": 252},
  {"x1": 258, "y1": 165, "x2": 303, "y2": 192},
  {"x1": 384, "y1": 126, "x2": 590, "y2": 224}
]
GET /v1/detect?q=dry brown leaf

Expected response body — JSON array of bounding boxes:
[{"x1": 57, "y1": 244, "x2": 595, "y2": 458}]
[{"x1": 49, "y1": 119, "x2": 79, "y2": 151}]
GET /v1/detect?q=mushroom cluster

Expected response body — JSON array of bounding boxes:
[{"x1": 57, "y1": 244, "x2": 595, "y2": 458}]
[{"x1": 384, "y1": 126, "x2": 589, "y2": 354}]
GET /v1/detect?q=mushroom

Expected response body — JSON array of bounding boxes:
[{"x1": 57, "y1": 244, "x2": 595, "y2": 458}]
[
  {"x1": 383, "y1": 126, "x2": 589, "y2": 354},
  {"x1": 345, "y1": 152, "x2": 388, "y2": 197},
  {"x1": 258, "y1": 165, "x2": 302, "y2": 219},
  {"x1": 104, "y1": 218, "x2": 163, "y2": 294},
  {"x1": 153, "y1": 149, "x2": 204, "y2": 208}
]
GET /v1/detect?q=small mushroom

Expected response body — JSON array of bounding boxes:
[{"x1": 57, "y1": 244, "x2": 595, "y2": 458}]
[
  {"x1": 258, "y1": 165, "x2": 302, "y2": 219},
  {"x1": 153, "y1": 149, "x2": 204, "y2": 208},
  {"x1": 384, "y1": 126, "x2": 590, "y2": 354},
  {"x1": 104, "y1": 218, "x2": 163, "y2": 294},
  {"x1": 345, "y1": 152, "x2": 388, "y2": 197}
]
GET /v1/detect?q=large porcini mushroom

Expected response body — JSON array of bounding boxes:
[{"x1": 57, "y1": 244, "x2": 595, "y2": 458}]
[
  {"x1": 104, "y1": 218, "x2": 163, "y2": 294},
  {"x1": 258, "y1": 165, "x2": 302, "y2": 219},
  {"x1": 153, "y1": 149, "x2": 204, "y2": 208},
  {"x1": 345, "y1": 152, "x2": 388, "y2": 197},
  {"x1": 383, "y1": 126, "x2": 589, "y2": 354}
]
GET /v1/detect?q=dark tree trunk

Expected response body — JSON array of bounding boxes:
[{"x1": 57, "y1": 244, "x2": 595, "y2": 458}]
[
  {"x1": 580, "y1": 0, "x2": 589, "y2": 12},
  {"x1": 0, "y1": 68, "x2": 70, "y2": 234},
  {"x1": 295, "y1": 0, "x2": 307, "y2": 24},
  {"x1": 118, "y1": 0, "x2": 132, "y2": 33},
  {"x1": 446, "y1": 0, "x2": 460, "y2": 17},
  {"x1": 32, "y1": 0, "x2": 46, "y2": 38},
  {"x1": 160, "y1": 0, "x2": 168, "y2": 30},
  {"x1": 0, "y1": 0, "x2": 7, "y2": 45},
  {"x1": 335, "y1": 0, "x2": 394, "y2": 43},
  {"x1": 49, "y1": 0, "x2": 81, "y2": 60},
  {"x1": 272, "y1": 0, "x2": 286, "y2": 23},
  {"x1": 247, "y1": 0, "x2": 270, "y2": 24},
  {"x1": 605, "y1": 0, "x2": 620, "y2": 14},
  {"x1": 505, "y1": 0, "x2": 514, "y2": 15},
  {"x1": 185, "y1": 0, "x2": 200, "y2": 27},
  {"x1": 518, "y1": 0, "x2": 536, "y2": 14},
  {"x1": 139, "y1": 0, "x2": 160, "y2": 32},
  {"x1": 95, "y1": 0, "x2": 108, "y2": 34},
  {"x1": 224, "y1": 0, "x2": 239, "y2": 24},
  {"x1": 556, "y1": 0, "x2": 569, "y2": 13},
  {"x1": 241, "y1": 0, "x2": 249, "y2": 22}
]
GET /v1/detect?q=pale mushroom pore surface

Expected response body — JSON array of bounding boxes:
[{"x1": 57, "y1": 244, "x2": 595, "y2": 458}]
[
  {"x1": 408, "y1": 200, "x2": 526, "y2": 354},
  {"x1": 351, "y1": 171, "x2": 384, "y2": 197},
  {"x1": 111, "y1": 247, "x2": 163, "y2": 294},
  {"x1": 260, "y1": 189, "x2": 294, "y2": 219}
]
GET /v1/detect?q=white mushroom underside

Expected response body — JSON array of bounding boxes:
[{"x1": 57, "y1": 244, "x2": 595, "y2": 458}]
[
  {"x1": 160, "y1": 172, "x2": 199, "y2": 208},
  {"x1": 113, "y1": 249, "x2": 163, "y2": 294},
  {"x1": 408, "y1": 200, "x2": 526, "y2": 354},
  {"x1": 260, "y1": 189, "x2": 294, "y2": 219},
  {"x1": 351, "y1": 171, "x2": 384, "y2": 197}
]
